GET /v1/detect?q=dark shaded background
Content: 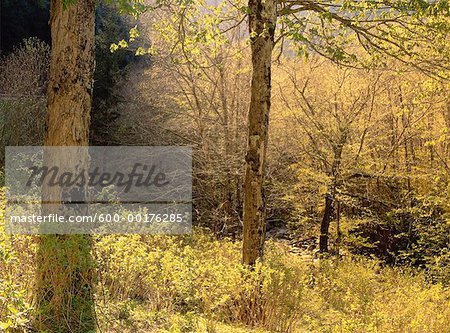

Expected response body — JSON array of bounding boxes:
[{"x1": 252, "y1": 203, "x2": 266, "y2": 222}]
[{"x1": 0, "y1": 0, "x2": 51, "y2": 54}]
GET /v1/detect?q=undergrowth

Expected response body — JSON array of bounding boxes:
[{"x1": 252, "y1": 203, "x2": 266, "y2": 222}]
[{"x1": 1, "y1": 194, "x2": 450, "y2": 332}]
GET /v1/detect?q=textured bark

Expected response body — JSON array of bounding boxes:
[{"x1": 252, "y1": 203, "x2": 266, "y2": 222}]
[
  {"x1": 33, "y1": 0, "x2": 96, "y2": 331},
  {"x1": 45, "y1": 1, "x2": 94, "y2": 147},
  {"x1": 242, "y1": 0, "x2": 276, "y2": 266}
]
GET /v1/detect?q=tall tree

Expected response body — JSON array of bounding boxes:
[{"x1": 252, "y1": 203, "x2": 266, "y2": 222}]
[
  {"x1": 242, "y1": 0, "x2": 277, "y2": 265},
  {"x1": 33, "y1": 0, "x2": 96, "y2": 331}
]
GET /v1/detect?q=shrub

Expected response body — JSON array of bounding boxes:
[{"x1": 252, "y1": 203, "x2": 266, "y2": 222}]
[{"x1": 0, "y1": 38, "x2": 50, "y2": 97}]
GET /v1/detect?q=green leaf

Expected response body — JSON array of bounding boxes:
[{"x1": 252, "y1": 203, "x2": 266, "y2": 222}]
[
  {"x1": 7, "y1": 304, "x2": 19, "y2": 315},
  {"x1": 110, "y1": 43, "x2": 119, "y2": 53},
  {"x1": 135, "y1": 47, "x2": 146, "y2": 56},
  {"x1": 118, "y1": 39, "x2": 128, "y2": 48},
  {"x1": 0, "y1": 320, "x2": 12, "y2": 330}
]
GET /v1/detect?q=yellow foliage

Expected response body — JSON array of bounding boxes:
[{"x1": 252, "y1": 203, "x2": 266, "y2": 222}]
[{"x1": 1, "y1": 190, "x2": 450, "y2": 332}]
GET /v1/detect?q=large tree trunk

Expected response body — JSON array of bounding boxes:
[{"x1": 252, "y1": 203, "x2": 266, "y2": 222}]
[
  {"x1": 242, "y1": 0, "x2": 276, "y2": 266},
  {"x1": 33, "y1": 0, "x2": 96, "y2": 331}
]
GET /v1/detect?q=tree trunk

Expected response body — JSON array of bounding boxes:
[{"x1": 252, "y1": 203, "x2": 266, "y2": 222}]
[
  {"x1": 319, "y1": 194, "x2": 333, "y2": 253},
  {"x1": 336, "y1": 200, "x2": 342, "y2": 254},
  {"x1": 319, "y1": 136, "x2": 345, "y2": 253},
  {"x1": 242, "y1": 0, "x2": 276, "y2": 266},
  {"x1": 33, "y1": 0, "x2": 96, "y2": 331}
]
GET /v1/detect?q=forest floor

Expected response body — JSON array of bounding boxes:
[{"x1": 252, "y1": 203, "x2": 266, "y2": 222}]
[
  {"x1": 2, "y1": 204, "x2": 450, "y2": 332},
  {"x1": 3, "y1": 235, "x2": 450, "y2": 332},
  {"x1": 92, "y1": 232, "x2": 450, "y2": 332}
]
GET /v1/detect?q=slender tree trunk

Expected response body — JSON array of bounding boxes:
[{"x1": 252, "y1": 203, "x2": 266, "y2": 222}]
[
  {"x1": 336, "y1": 200, "x2": 342, "y2": 254},
  {"x1": 219, "y1": 65, "x2": 234, "y2": 224},
  {"x1": 319, "y1": 194, "x2": 333, "y2": 253},
  {"x1": 242, "y1": 0, "x2": 276, "y2": 266},
  {"x1": 428, "y1": 114, "x2": 434, "y2": 167},
  {"x1": 319, "y1": 136, "x2": 345, "y2": 253},
  {"x1": 33, "y1": 0, "x2": 96, "y2": 331}
]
